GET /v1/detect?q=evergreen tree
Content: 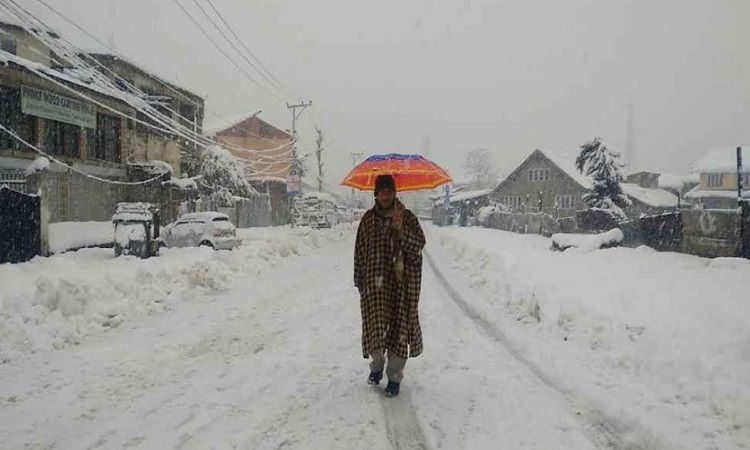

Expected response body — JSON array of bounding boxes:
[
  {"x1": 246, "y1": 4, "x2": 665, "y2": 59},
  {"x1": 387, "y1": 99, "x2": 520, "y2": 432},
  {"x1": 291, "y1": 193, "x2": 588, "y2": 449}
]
[{"x1": 575, "y1": 137, "x2": 630, "y2": 213}]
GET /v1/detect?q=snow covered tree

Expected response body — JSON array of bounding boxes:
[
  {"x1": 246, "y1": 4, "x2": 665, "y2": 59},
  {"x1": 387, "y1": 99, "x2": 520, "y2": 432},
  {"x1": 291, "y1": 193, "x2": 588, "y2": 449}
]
[
  {"x1": 463, "y1": 148, "x2": 497, "y2": 189},
  {"x1": 198, "y1": 145, "x2": 258, "y2": 208},
  {"x1": 575, "y1": 137, "x2": 630, "y2": 215}
]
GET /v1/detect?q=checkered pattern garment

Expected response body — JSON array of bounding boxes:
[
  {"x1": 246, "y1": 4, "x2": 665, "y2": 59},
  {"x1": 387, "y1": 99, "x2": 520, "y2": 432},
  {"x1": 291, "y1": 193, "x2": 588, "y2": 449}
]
[{"x1": 354, "y1": 201, "x2": 426, "y2": 359}]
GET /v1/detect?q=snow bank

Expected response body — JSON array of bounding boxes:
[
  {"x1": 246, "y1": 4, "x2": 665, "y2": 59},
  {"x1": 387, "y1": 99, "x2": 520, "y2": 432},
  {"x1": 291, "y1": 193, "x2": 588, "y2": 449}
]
[
  {"x1": 551, "y1": 229, "x2": 624, "y2": 252},
  {"x1": 48, "y1": 221, "x2": 113, "y2": 254},
  {"x1": 0, "y1": 225, "x2": 352, "y2": 363},
  {"x1": 432, "y1": 226, "x2": 750, "y2": 448}
]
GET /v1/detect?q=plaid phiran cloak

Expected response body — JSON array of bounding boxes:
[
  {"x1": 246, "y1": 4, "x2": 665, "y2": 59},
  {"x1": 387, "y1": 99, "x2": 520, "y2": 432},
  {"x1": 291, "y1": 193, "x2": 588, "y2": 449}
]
[{"x1": 354, "y1": 200, "x2": 426, "y2": 359}]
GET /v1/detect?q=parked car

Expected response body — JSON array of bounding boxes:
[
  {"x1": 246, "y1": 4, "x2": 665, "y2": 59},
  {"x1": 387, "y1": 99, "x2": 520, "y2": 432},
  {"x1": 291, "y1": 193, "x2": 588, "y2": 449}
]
[
  {"x1": 291, "y1": 192, "x2": 339, "y2": 228},
  {"x1": 160, "y1": 212, "x2": 240, "y2": 250},
  {"x1": 112, "y1": 202, "x2": 160, "y2": 258}
]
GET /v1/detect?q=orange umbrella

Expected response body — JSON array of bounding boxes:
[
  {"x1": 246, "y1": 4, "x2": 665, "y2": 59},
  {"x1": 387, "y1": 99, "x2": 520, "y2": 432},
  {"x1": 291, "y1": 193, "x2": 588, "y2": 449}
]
[{"x1": 341, "y1": 153, "x2": 452, "y2": 192}]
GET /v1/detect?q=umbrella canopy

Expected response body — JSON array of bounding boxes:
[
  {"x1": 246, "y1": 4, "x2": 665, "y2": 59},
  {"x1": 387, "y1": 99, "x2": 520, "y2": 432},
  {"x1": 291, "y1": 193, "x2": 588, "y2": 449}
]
[{"x1": 341, "y1": 153, "x2": 452, "y2": 192}]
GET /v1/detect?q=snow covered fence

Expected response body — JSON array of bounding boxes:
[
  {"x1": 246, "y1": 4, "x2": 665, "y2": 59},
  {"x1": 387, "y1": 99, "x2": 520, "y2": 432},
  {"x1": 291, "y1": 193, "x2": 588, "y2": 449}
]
[
  {"x1": 483, "y1": 210, "x2": 561, "y2": 236},
  {"x1": 620, "y1": 211, "x2": 682, "y2": 252},
  {"x1": 681, "y1": 207, "x2": 747, "y2": 258}
]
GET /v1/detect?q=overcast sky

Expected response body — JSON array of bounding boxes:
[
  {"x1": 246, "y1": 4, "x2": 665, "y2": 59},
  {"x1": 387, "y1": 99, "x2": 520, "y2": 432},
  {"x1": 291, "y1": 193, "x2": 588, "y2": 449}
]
[{"x1": 19, "y1": 0, "x2": 750, "y2": 191}]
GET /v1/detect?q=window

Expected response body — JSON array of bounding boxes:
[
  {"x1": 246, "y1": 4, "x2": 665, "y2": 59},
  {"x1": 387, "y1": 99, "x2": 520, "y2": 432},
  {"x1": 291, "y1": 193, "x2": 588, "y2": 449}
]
[
  {"x1": 0, "y1": 86, "x2": 36, "y2": 149},
  {"x1": 556, "y1": 194, "x2": 574, "y2": 209},
  {"x1": 529, "y1": 168, "x2": 550, "y2": 182},
  {"x1": 86, "y1": 115, "x2": 121, "y2": 162},
  {"x1": 707, "y1": 173, "x2": 723, "y2": 187},
  {"x1": 1, "y1": 38, "x2": 16, "y2": 55},
  {"x1": 45, "y1": 120, "x2": 80, "y2": 158}
]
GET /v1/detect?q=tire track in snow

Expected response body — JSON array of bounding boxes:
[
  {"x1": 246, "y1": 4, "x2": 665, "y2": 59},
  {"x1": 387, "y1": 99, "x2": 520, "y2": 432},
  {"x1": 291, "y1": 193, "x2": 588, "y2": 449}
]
[
  {"x1": 379, "y1": 389, "x2": 430, "y2": 450},
  {"x1": 424, "y1": 249, "x2": 656, "y2": 450}
]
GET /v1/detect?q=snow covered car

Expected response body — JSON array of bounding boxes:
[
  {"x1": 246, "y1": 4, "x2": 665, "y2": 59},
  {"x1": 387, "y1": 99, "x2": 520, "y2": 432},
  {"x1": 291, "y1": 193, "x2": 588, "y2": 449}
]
[
  {"x1": 291, "y1": 192, "x2": 339, "y2": 228},
  {"x1": 160, "y1": 212, "x2": 240, "y2": 250},
  {"x1": 112, "y1": 202, "x2": 160, "y2": 258}
]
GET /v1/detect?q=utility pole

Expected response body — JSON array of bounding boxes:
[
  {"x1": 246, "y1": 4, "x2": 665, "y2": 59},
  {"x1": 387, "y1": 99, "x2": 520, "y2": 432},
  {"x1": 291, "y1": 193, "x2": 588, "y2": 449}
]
[
  {"x1": 287, "y1": 101, "x2": 312, "y2": 180},
  {"x1": 315, "y1": 127, "x2": 324, "y2": 192},
  {"x1": 349, "y1": 151, "x2": 363, "y2": 207}
]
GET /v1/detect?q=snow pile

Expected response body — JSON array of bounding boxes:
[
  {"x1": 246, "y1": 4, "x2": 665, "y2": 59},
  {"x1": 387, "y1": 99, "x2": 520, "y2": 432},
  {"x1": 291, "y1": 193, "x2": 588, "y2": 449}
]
[
  {"x1": 551, "y1": 229, "x2": 624, "y2": 252},
  {"x1": 24, "y1": 157, "x2": 49, "y2": 176},
  {"x1": 477, "y1": 204, "x2": 508, "y2": 226},
  {"x1": 0, "y1": 225, "x2": 353, "y2": 362},
  {"x1": 431, "y1": 226, "x2": 750, "y2": 448},
  {"x1": 49, "y1": 221, "x2": 113, "y2": 254}
]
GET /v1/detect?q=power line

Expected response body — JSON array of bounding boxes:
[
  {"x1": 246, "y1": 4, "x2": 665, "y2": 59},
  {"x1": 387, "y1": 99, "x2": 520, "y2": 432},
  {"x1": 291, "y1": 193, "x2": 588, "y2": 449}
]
[
  {"x1": 170, "y1": 0, "x2": 286, "y2": 103},
  {"x1": 204, "y1": 0, "x2": 298, "y2": 99},
  {"x1": 28, "y1": 0, "x2": 204, "y2": 109},
  {"x1": 189, "y1": 0, "x2": 291, "y2": 100}
]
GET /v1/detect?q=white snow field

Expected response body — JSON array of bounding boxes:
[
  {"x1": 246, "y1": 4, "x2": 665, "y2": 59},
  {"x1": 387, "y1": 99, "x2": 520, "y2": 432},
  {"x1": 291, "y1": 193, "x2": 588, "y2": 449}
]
[{"x1": 0, "y1": 222, "x2": 748, "y2": 449}]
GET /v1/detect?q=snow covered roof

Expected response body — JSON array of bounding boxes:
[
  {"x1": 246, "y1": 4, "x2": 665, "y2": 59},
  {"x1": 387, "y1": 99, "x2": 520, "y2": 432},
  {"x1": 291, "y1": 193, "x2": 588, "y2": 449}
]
[
  {"x1": 692, "y1": 147, "x2": 749, "y2": 173},
  {"x1": 658, "y1": 173, "x2": 700, "y2": 190},
  {"x1": 0, "y1": 50, "x2": 140, "y2": 110},
  {"x1": 620, "y1": 183, "x2": 678, "y2": 208},
  {"x1": 434, "y1": 188, "x2": 491, "y2": 206},
  {"x1": 204, "y1": 110, "x2": 263, "y2": 136},
  {"x1": 177, "y1": 211, "x2": 229, "y2": 222},
  {"x1": 85, "y1": 53, "x2": 205, "y2": 101},
  {"x1": 302, "y1": 191, "x2": 337, "y2": 203},
  {"x1": 684, "y1": 185, "x2": 750, "y2": 200},
  {"x1": 537, "y1": 149, "x2": 593, "y2": 189}
]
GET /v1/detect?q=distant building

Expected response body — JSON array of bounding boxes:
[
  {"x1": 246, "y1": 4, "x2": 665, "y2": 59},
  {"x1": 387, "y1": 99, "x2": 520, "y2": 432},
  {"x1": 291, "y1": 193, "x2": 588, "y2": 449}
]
[
  {"x1": 626, "y1": 171, "x2": 660, "y2": 189},
  {"x1": 490, "y1": 149, "x2": 590, "y2": 217},
  {"x1": 205, "y1": 113, "x2": 293, "y2": 225},
  {"x1": 684, "y1": 147, "x2": 749, "y2": 209},
  {"x1": 491, "y1": 148, "x2": 678, "y2": 218}
]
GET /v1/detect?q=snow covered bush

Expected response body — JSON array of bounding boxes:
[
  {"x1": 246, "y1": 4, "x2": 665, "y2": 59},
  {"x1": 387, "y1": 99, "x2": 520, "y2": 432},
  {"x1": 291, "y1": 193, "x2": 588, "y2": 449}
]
[{"x1": 198, "y1": 145, "x2": 258, "y2": 207}]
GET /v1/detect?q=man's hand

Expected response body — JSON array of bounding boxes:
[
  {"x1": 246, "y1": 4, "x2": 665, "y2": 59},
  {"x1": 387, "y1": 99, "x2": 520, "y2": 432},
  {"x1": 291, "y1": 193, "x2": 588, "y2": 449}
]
[{"x1": 391, "y1": 202, "x2": 404, "y2": 231}]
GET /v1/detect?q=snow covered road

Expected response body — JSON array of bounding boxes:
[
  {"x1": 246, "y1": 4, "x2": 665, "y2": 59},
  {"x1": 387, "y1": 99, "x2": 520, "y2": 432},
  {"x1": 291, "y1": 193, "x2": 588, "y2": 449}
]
[
  {"x1": 2, "y1": 223, "x2": 748, "y2": 449},
  {"x1": 1, "y1": 226, "x2": 597, "y2": 449}
]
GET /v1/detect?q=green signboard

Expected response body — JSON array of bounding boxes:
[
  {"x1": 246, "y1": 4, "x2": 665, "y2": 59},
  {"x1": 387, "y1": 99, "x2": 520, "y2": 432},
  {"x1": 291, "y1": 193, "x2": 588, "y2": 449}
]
[{"x1": 20, "y1": 86, "x2": 96, "y2": 129}]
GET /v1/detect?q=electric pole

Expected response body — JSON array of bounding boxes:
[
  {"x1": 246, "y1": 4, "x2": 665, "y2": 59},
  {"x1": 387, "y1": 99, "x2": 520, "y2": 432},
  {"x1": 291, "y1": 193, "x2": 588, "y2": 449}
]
[
  {"x1": 287, "y1": 101, "x2": 312, "y2": 180},
  {"x1": 315, "y1": 127, "x2": 324, "y2": 192},
  {"x1": 349, "y1": 151, "x2": 363, "y2": 207}
]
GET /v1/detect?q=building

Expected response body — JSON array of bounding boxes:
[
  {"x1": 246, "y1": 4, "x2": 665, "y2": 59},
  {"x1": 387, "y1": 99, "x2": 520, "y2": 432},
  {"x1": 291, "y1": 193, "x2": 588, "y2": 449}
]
[
  {"x1": 684, "y1": 147, "x2": 749, "y2": 209},
  {"x1": 0, "y1": 20, "x2": 202, "y2": 224},
  {"x1": 626, "y1": 171, "x2": 660, "y2": 189},
  {"x1": 205, "y1": 113, "x2": 293, "y2": 225},
  {"x1": 490, "y1": 149, "x2": 591, "y2": 217},
  {"x1": 86, "y1": 53, "x2": 205, "y2": 178},
  {"x1": 491, "y1": 148, "x2": 678, "y2": 218}
]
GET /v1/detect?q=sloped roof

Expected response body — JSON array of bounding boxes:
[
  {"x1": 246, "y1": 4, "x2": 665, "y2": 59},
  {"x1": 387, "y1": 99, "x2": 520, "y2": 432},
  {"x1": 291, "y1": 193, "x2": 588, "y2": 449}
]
[
  {"x1": 620, "y1": 183, "x2": 678, "y2": 207},
  {"x1": 493, "y1": 148, "x2": 593, "y2": 193},
  {"x1": 204, "y1": 110, "x2": 263, "y2": 136},
  {"x1": 692, "y1": 147, "x2": 749, "y2": 173},
  {"x1": 434, "y1": 188, "x2": 491, "y2": 206},
  {"x1": 538, "y1": 149, "x2": 594, "y2": 189},
  {"x1": 684, "y1": 185, "x2": 750, "y2": 200}
]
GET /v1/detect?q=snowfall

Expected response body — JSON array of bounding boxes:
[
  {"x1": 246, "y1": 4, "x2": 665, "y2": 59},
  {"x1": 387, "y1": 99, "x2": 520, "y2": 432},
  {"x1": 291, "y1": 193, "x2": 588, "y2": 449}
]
[{"x1": 1, "y1": 221, "x2": 749, "y2": 449}]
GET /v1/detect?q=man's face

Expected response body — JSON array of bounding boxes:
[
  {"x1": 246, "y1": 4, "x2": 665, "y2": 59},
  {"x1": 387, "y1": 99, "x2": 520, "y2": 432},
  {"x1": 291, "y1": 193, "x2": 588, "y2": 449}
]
[{"x1": 376, "y1": 187, "x2": 395, "y2": 209}]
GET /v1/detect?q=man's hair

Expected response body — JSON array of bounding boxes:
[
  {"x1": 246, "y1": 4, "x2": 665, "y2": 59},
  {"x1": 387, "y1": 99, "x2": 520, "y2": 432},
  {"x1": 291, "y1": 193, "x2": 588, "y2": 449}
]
[{"x1": 374, "y1": 174, "x2": 396, "y2": 195}]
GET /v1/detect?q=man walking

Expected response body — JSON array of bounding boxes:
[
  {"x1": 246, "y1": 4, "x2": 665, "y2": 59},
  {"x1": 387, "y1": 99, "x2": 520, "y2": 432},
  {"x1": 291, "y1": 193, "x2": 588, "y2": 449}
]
[{"x1": 354, "y1": 174, "x2": 426, "y2": 397}]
